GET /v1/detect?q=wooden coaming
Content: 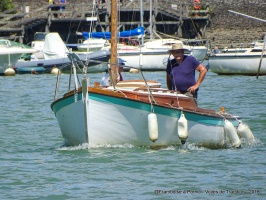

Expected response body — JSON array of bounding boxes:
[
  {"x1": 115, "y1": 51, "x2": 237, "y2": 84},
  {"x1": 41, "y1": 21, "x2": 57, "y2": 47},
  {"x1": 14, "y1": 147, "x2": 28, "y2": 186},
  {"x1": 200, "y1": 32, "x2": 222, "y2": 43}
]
[{"x1": 61, "y1": 81, "x2": 217, "y2": 116}]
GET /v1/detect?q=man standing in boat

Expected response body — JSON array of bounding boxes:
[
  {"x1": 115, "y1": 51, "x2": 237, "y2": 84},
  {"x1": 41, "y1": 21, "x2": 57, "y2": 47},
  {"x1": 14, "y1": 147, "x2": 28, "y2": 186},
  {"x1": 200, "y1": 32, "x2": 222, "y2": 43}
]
[{"x1": 166, "y1": 43, "x2": 207, "y2": 104}]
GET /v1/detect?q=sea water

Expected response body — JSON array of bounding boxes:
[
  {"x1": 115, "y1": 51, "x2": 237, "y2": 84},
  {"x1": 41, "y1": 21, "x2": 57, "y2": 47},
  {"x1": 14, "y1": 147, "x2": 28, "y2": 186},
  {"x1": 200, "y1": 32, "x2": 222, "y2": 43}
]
[{"x1": 0, "y1": 71, "x2": 265, "y2": 199}]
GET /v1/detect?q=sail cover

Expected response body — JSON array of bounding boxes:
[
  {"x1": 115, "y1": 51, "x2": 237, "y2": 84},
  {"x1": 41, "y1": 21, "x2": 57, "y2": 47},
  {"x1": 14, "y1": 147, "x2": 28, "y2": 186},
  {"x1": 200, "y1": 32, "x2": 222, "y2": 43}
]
[
  {"x1": 82, "y1": 26, "x2": 144, "y2": 39},
  {"x1": 43, "y1": 33, "x2": 69, "y2": 59}
]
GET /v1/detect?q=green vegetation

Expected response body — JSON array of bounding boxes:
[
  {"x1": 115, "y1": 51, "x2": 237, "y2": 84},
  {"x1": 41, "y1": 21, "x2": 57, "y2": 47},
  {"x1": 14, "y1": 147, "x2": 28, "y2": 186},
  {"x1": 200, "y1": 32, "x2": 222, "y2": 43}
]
[{"x1": 0, "y1": 0, "x2": 13, "y2": 12}]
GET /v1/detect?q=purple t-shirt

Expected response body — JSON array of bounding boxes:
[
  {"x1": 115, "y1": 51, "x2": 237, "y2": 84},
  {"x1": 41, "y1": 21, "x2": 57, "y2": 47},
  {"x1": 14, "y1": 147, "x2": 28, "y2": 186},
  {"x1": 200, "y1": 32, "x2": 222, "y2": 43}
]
[{"x1": 166, "y1": 55, "x2": 200, "y2": 92}]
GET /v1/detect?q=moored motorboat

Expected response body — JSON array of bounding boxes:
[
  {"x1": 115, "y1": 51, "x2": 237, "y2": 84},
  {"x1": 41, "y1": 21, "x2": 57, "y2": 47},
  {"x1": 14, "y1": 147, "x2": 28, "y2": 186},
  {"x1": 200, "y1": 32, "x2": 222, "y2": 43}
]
[
  {"x1": 0, "y1": 39, "x2": 37, "y2": 76},
  {"x1": 208, "y1": 41, "x2": 266, "y2": 75},
  {"x1": 15, "y1": 33, "x2": 110, "y2": 73}
]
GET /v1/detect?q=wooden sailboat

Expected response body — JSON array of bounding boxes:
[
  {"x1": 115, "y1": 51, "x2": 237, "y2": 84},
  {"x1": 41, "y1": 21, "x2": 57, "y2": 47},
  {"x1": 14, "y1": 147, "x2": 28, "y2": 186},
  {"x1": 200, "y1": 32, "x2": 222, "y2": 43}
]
[{"x1": 51, "y1": 0, "x2": 255, "y2": 149}]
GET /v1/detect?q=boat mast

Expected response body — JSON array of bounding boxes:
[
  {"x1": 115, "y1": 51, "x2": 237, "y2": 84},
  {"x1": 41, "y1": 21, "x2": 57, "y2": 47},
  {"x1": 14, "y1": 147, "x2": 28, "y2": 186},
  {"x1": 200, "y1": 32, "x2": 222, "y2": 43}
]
[
  {"x1": 257, "y1": 34, "x2": 266, "y2": 78},
  {"x1": 149, "y1": 0, "x2": 152, "y2": 40},
  {"x1": 139, "y1": 0, "x2": 144, "y2": 45},
  {"x1": 228, "y1": 10, "x2": 266, "y2": 23},
  {"x1": 110, "y1": 0, "x2": 118, "y2": 85}
]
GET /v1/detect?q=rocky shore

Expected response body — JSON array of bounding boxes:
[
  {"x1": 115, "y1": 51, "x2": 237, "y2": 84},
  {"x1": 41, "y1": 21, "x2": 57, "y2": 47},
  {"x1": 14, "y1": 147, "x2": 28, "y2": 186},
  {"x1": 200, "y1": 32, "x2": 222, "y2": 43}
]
[{"x1": 203, "y1": 0, "x2": 266, "y2": 48}]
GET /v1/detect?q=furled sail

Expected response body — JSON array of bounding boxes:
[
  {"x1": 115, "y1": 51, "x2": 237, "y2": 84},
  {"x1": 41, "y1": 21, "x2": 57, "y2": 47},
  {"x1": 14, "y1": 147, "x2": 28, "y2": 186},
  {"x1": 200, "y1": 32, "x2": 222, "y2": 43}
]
[{"x1": 81, "y1": 26, "x2": 145, "y2": 39}]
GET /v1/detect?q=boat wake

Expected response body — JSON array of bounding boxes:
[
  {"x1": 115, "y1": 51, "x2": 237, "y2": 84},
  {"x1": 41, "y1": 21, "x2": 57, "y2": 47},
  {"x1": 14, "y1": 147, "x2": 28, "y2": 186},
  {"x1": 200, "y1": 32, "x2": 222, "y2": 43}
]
[
  {"x1": 238, "y1": 137, "x2": 263, "y2": 148},
  {"x1": 57, "y1": 143, "x2": 136, "y2": 151},
  {"x1": 56, "y1": 137, "x2": 262, "y2": 151}
]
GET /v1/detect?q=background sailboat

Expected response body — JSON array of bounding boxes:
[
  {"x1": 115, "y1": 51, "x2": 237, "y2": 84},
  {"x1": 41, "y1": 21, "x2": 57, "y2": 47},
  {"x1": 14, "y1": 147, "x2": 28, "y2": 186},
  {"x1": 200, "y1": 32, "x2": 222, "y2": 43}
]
[
  {"x1": 75, "y1": 1, "x2": 208, "y2": 71},
  {"x1": 209, "y1": 38, "x2": 266, "y2": 75},
  {"x1": 112, "y1": 0, "x2": 208, "y2": 70}
]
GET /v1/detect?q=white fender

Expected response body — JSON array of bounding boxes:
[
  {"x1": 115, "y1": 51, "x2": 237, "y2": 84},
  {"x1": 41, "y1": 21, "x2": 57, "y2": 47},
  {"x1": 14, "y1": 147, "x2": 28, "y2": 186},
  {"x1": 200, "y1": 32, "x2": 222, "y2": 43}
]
[
  {"x1": 224, "y1": 119, "x2": 241, "y2": 148},
  {"x1": 51, "y1": 67, "x2": 60, "y2": 75},
  {"x1": 178, "y1": 113, "x2": 188, "y2": 144},
  {"x1": 129, "y1": 68, "x2": 139, "y2": 73},
  {"x1": 4, "y1": 68, "x2": 15, "y2": 76},
  {"x1": 148, "y1": 113, "x2": 158, "y2": 142},
  {"x1": 237, "y1": 122, "x2": 254, "y2": 141}
]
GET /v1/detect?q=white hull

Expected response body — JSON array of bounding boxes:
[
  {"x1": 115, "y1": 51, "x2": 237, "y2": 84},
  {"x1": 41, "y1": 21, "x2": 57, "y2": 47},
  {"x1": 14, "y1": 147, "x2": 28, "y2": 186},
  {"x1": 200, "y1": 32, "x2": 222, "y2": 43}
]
[
  {"x1": 77, "y1": 44, "x2": 105, "y2": 52},
  {"x1": 0, "y1": 40, "x2": 37, "y2": 74},
  {"x1": 103, "y1": 39, "x2": 208, "y2": 70},
  {"x1": 209, "y1": 48, "x2": 266, "y2": 75},
  {"x1": 209, "y1": 54, "x2": 266, "y2": 75},
  {"x1": 119, "y1": 49, "x2": 207, "y2": 71},
  {"x1": 52, "y1": 89, "x2": 238, "y2": 148},
  {"x1": 120, "y1": 47, "x2": 207, "y2": 70},
  {"x1": 0, "y1": 54, "x2": 22, "y2": 73},
  {"x1": 120, "y1": 51, "x2": 172, "y2": 70},
  {"x1": 77, "y1": 39, "x2": 108, "y2": 52}
]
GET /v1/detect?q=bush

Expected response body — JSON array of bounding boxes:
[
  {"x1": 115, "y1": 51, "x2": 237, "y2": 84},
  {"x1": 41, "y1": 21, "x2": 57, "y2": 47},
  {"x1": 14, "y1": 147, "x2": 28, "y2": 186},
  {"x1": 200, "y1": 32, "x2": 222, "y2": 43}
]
[{"x1": 0, "y1": 0, "x2": 13, "y2": 12}]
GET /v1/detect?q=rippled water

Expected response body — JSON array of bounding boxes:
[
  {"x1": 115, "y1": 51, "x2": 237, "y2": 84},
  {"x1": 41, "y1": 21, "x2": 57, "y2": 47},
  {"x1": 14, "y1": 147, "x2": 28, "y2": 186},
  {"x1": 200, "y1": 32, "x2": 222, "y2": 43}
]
[{"x1": 0, "y1": 71, "x2": 265, "y2": 199}]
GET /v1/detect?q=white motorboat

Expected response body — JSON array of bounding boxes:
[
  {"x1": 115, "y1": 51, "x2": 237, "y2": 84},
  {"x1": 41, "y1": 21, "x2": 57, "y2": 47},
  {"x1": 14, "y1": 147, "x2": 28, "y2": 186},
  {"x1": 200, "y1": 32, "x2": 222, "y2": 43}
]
[
  {"x1": 209, "y1": 11, "x2": 266, "y2": 76},
  {"x1": 209, "y1": 39, "x2": 266, "y2": 75},
  {"x1": 0, "y1": 39, "x2": 37, "y2": 75},
  {"x1": 15, "y1": 33, "x2": 110, "y2": 73}
]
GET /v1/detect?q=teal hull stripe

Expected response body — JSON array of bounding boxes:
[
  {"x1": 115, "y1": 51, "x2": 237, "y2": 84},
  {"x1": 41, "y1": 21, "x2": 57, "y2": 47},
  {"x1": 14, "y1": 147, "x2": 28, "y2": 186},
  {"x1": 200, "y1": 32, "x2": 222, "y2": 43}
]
[{"x1": 52, "y1": 92, "x2": 234, "y2": 126}]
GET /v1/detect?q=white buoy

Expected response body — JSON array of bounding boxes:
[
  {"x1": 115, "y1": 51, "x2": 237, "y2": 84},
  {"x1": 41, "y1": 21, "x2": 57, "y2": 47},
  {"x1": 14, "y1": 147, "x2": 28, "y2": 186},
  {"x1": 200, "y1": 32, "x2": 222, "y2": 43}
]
[
  {"x1": 4, "y1": 68, "x2": 15, "y2": 76},
  {"x1": 148, "y1": 113, "x2": 158, "y2": 142},
  {"x1": 51, "y1": 67, "x2": 60, "y2": 75},
  {"x1": 178, "y1": 113, "x2": 188, "y2": 144},
  {"x1": 224, "y1": 119, "x2": 241, "y2": 148},
  {"x1": 237, "y1": 122, "x2": 254, "y2": 141},
  {"x1": 129, "y1": 68, "x2": 139, "y2": 73}
]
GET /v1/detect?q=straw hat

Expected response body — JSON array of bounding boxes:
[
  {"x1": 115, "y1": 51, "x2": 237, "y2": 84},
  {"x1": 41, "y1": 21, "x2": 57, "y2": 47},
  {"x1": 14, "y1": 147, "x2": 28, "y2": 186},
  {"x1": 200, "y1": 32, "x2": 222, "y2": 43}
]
[{"x1": 167, "y1": 42, "x2": 187, "y2": 54}]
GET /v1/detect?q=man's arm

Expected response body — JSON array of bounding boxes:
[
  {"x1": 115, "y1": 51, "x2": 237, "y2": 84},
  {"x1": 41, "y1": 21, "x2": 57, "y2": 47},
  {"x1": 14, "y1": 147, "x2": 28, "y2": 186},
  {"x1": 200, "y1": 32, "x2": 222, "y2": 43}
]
[{"x1": 188, "y1": 64, "x2": 207, "y2": 93}]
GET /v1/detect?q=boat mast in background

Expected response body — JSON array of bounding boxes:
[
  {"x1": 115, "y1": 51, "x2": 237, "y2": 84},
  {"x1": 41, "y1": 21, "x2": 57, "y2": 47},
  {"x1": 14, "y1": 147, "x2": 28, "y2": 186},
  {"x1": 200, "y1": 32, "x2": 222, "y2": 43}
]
[
  {"x1": 257, "y1": 34, "x2": 266, "y2": 78},
  {"x1": 139, "y1": 0, "x2": 144, "y2": 45},
  {"x1": 228, "y1": 10, "x2": 266, "y2": 23}
]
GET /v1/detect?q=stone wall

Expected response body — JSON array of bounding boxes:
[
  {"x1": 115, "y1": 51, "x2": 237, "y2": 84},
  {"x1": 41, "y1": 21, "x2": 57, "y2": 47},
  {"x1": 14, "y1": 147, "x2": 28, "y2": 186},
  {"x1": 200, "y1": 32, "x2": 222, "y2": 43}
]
[
  {"x1": 164, "y1": 0, "x2": 266, "y2": 47},
  {"x1": 203, "y1": 0, "x2": 266, "y2": 48}
]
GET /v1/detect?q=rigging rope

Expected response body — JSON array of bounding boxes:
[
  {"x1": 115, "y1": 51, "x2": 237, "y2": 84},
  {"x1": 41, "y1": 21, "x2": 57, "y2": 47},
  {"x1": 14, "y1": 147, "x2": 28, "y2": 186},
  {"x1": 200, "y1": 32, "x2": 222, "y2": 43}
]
[{"x1": 168, "y1": 54, "x2": 181, "y2": 108}]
